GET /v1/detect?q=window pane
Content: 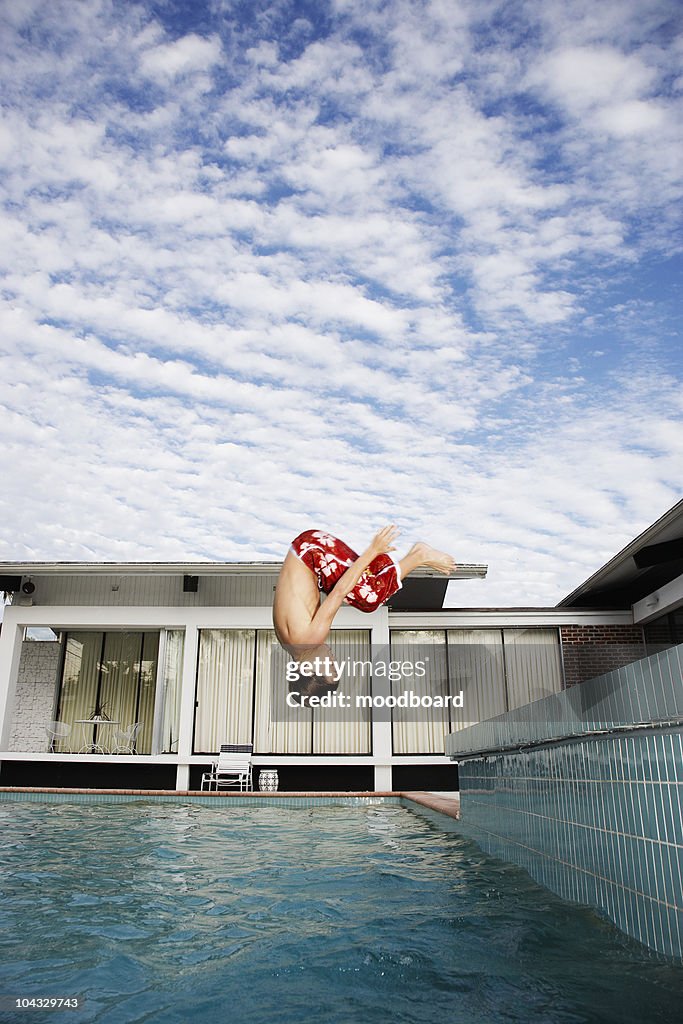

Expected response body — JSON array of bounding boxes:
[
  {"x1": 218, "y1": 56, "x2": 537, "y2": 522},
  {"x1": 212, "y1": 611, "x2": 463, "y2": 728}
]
[
  {"x1": 57, "y1": 632, "x2": 103, "y2": 752},
  {"x1": 138, "y1": 632, "x2": 159, "y2": 753},
  {"x1": 56, "y1": 631, "x2": 159, "y2": 754},
  {"x1": 447, "y1": 629, "x2": 507, "y2": 730},
  {"x1": 313, "y1": 630, "x2": 372, "y2": 754},
  {"x1": 194, "y1": 630, "x2": 255, "y2": 753},
  {"x1": 95, "y1": 632, "x2": 158, "y2": 754},
  {"x1": 503, "y1": 628, "x2": 563, "y2": 708},
  {"x1": 253, "y1": 630, "x2": 312, "y2": 754},
  {"x1": 391, "y1": 630, "x2": 449, "y2": 754}
]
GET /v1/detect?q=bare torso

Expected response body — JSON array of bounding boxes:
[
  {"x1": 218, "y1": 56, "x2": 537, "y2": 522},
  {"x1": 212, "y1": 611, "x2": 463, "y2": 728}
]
[{"x1": 272, "y1": 550, "x2": 322, "y2": 647}]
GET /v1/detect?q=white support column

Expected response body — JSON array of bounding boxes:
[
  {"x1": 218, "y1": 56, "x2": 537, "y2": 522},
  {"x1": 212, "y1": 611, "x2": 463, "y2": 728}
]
[
  {"x1": 0, "y1": 612, "x2": 26, "y2": 752},
  {"x1": 371, "y1": 607, "x2": 393, "y2": 792},
  {"x1": 175, "y1": 623, "x2": 199, "y2": 792}
]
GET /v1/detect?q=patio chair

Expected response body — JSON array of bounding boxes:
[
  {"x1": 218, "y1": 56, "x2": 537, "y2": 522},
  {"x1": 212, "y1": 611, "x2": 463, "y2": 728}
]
[
  {"x1": 220, "y1": 744, "x2": 253, "y2": 789},
  {"x1": 110, "y1": 722, "x2": 143, "y2": 754},
  {"x1": 201, "y1": 745, "x2": 253, "y2": 791},
  {"x1": 44, "y1": 720, "x2": 72, "y2": 753}
]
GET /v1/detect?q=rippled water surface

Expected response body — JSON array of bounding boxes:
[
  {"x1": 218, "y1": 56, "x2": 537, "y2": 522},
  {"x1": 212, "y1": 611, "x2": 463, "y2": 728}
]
[{"x1": 1, "y1": 801, "x2": 682, "y2": 1023}]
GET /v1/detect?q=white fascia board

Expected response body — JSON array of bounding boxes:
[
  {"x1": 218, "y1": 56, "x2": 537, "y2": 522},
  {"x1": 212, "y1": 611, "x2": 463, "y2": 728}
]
[
  {"x1": 0, "y1": 603, "x2": 377, "y2": 630},
  {"x1": 1, "y1": 605, "x2": 275, "y2": 630},
  {"x1": 0, "y1": 561, "x2": 283, "y2": 577},
  {"x1": 388, "y1": 609, "x2": 635, "y2": 628},
  {"x1": 3, "y1": 605, "x2": 636, "y2": 630},
  {"x1": 3, "y1": 604, "x2": 635, "y2": 631},
  {"x1": 632, "y1": 573, "x2": 683, "y2": 624},
  {"x1": 0, "y1": 561, "x2": 486, "y2": 580}
]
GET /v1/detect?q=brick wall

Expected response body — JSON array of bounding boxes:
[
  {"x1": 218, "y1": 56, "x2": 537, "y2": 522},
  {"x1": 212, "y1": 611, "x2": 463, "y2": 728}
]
[
  {"x1": 560, "y1": 624, "x2": 645, "y2": 687},
  {"x1": 8, "y1": 640, "x2": 62, "y2": 752}
]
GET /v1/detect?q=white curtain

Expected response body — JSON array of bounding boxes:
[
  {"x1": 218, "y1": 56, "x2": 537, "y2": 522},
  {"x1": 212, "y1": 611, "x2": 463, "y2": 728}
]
[
  {"x1": 98, "y1": 632, "x2": 158, "y2": 753},
  {"x1": 504, "y1": 627, "x2": 563, "y2": 708},
  {"x1": 56, "y1": 632, "x2": 102, "y2": 751},
  {"x1": 253, "y1": 629, "x2": 372, "y2": 754},
  {"x1": 156, "y1": 629, "x2": 185, "y2": 753},
  {"x1": 447, "y1": 629, "x2": 507, "y2": 730},
  {"x1": 194, "y1": 629, "x2": 255, "y2": 753},
  {"x1": 390, "y1": 628, "x2": 563, "y2": 751},
  {"x1": 313, "y1": 630, "x2": 371, "y2": 754},
  {"x1": 253, "y1": 629, "x2": 312, "y2": 753},
  {"x1": 390, "y1": 630, "x2": 449, "y2": 754}
]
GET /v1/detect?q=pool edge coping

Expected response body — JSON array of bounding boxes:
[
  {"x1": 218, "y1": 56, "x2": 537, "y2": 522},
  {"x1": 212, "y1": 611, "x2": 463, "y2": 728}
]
[{"x1": 0, "y1": 786, "x2": 460, "y2": 818}]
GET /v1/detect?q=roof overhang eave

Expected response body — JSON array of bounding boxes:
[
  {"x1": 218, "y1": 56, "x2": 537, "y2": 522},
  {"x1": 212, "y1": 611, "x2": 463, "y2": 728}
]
[
  {"x1": 0, "y1": 561, "x2": 488, "y2": 581},
  {"x1": 557, "y1": 498, "x2": 683, "y2": 607}
]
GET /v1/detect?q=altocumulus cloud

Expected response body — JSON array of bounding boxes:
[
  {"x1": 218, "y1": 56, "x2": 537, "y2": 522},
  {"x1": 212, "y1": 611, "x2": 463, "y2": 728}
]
[{"x1": 0, "y1": 0, "x2": 681, "y2": 604}]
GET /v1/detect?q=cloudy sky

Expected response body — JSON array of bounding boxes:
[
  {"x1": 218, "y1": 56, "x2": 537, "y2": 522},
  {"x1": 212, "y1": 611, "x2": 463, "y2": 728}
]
[{"x1": 0, "y1": 0, "x2": 681, "y2": 606}]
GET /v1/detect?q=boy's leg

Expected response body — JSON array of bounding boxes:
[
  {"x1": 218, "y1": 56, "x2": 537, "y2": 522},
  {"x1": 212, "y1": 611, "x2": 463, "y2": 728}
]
[{"x1": 399, "y1": 541, "x2": 456, "y2": 579}]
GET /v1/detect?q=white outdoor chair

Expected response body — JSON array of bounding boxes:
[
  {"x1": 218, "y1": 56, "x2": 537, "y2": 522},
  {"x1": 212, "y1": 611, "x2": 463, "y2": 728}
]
[
  {"x1": 45, "y1": 720, "x2": 71, "y2": 753},
  {"x1": 220, "y1": 744, "x2": 253, "y2": 790},
  {"x1": 111, "y1": 722, "x2": 143, "y2": 754},
  {"x1": 201, "y1": 745, "x2": 253, "y2": 791}
]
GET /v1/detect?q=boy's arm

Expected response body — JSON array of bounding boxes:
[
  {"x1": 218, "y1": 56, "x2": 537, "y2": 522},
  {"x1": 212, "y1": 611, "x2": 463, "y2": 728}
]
[{"x1": 310, "y1": 526, "x2": 399, "y2": 638}]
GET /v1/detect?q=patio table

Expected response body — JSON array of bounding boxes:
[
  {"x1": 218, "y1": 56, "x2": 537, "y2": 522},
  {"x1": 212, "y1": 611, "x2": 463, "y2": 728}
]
[{"x1": 75, "y1": 718, "x2": 120, "y2": 754}]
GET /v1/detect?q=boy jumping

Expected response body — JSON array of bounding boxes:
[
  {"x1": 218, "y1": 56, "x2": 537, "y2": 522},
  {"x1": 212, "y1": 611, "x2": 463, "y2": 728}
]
[{"x1": 273, "y1": 527, "x2": 456, "y2": 697}]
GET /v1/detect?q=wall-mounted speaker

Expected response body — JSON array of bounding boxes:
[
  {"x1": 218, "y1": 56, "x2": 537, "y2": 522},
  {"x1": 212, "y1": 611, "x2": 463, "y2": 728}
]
[{"x1": 0, "y1": 576, "x2": 22, "y2": 592}]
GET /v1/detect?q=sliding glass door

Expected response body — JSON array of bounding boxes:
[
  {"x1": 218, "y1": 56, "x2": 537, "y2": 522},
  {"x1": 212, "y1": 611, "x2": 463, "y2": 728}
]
[
  {"x1": 194, "y1": 629, "x2": 255, "y2": 753},
  {"x1": 56, "y1": 631, "x2": 159, "y2": 753}
]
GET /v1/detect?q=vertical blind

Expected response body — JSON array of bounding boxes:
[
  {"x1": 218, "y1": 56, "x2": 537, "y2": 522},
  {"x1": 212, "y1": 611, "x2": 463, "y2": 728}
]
[{"x1": 503, "y1": 628, "x2": 564, "y2": 708}]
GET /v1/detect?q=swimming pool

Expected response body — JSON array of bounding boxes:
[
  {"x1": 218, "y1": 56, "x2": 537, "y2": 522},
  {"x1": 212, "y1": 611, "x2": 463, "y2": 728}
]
[{"x1": 1, "y1": 800, "x2": 682, "y2": 1023}]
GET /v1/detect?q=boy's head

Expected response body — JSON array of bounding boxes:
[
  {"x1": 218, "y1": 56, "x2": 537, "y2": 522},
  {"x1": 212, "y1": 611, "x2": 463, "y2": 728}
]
[{"x1": 287, "y1": 643, "x2": 340, "y2": 704}]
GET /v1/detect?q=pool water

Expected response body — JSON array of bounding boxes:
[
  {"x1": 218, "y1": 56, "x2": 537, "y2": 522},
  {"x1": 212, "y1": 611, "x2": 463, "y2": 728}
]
[{"x1": 1, "y1": 801, "x2": 682, "y2": 1023}]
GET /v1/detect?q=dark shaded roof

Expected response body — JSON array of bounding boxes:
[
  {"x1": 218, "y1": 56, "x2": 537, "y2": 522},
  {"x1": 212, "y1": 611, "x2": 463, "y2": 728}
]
[
  {"x1": 388, "y1": 577, "x2": 450, "y2": 611},
  {"x1": 558, "y1": 499, "x2": 683, "y2": 609}
]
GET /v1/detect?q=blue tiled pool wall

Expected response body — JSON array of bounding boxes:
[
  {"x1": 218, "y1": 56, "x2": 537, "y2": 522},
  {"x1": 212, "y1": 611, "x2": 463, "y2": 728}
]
[
  {"x1": 0, "y1": 792, "x2": 401, "y2": 809},
  {"x1": 445, "y1": 642, "x2": 683, "y2": 758},
  {"x1": 457, "y1": 727, "x2": 683, "y2": 958}
]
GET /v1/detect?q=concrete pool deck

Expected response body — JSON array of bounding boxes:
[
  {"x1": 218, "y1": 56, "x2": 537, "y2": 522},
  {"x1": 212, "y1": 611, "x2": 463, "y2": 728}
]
[{"x1": 0, "y1": 787, "x2": 461, "y2": 818}]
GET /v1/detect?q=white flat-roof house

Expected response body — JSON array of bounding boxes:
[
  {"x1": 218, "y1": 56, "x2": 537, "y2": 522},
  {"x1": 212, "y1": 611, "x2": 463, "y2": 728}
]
[{"x1": 1, "y1": 501, "x2": 680, "y2": 792}]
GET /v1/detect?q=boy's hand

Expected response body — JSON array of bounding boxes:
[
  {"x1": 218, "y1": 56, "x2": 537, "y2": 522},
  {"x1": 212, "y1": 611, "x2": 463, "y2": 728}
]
[{"x1": 368, "y1": 525, "x2": 400, "y2": 557}]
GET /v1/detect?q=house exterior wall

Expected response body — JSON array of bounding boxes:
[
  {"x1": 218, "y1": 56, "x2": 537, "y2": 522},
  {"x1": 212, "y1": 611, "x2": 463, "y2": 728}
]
[
  {"x1": 0, "y1": 591, "x2": 639, "y2": 791},
  {"x1": 7, "y1": 639, "x2": 61, "y2": 753},
  {"x1": 0, "y1": 602, "x2": 401, "y2": 790},
  {"x1": 18, "y1": 574, "x2": 276, "y2": 608},
  {"x1": 559, "y1": 623, "x2": 646, "y2": 686}
]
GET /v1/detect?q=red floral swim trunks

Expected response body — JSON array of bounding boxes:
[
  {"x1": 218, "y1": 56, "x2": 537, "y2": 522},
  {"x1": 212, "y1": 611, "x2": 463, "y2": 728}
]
[{"x1": 290, "y1": 530, "x2": 402, "y2": 613}]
